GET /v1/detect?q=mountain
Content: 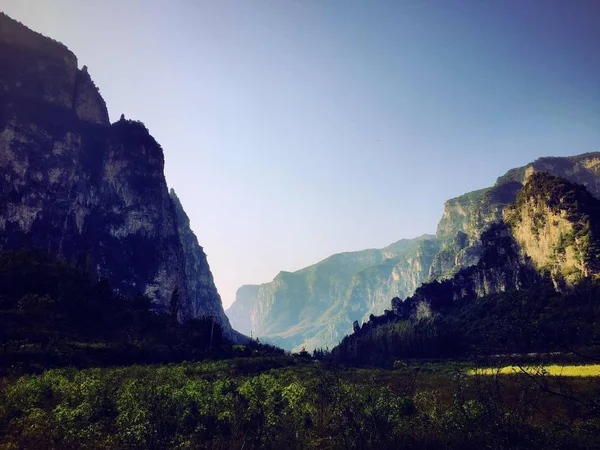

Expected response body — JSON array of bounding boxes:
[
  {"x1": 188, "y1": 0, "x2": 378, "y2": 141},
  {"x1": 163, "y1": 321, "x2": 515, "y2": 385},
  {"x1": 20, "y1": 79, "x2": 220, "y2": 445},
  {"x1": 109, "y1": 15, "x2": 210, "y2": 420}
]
[
  {"x1": 333, "y1": 172, "x2": 600, "y2": 366},
  {"x1": 227, "y1": 235, "x2": 437, "y2": 351},
  {"x1": 170, "y1": 189, "x2": 235, "y2": 330},
  {"x1": 230, "y1": 152, "x2": 600, "y2": 351},
  {"x1": 0, "y1": 13, "x2": 238, "y2": 339},
  {"x1": 505, "y1": 171, "x2": 600, "y2": 286},
  {"x1": 227, "y1": 285, "x2": 260, "y2": 336},
  {"x1": 430, "y1": 153, "x2": 600, "y2": 280}
]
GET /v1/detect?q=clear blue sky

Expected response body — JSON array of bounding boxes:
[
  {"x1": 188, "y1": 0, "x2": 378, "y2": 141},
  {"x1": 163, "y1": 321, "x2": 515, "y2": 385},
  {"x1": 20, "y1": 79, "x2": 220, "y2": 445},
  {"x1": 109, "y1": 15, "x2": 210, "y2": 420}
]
[{"x1": 1, "y1": 0, "x2": 599, "y2": 308}]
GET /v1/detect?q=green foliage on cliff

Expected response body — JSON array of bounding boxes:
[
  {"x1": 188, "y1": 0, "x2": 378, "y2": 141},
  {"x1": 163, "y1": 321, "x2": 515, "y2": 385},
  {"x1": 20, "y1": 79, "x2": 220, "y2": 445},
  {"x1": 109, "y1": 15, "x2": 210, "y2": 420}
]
[
  {"x1": 237, "y1": 154, "x2": 600, "y2": 352},
  {"x1": 432, "y1": 153, "x2": 600, "y2": 282},
  {"x1": 242, "y1": 235, "x2": 438, "y2": 352},
  {"x1": 509, "y1": 172, "x2": 600, "y2": 271}
]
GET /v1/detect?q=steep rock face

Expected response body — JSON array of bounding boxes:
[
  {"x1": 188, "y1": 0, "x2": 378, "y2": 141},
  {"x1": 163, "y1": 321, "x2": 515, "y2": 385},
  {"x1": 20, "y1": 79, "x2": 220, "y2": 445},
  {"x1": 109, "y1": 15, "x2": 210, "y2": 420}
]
[
  {"x1": 251, "y1": 248, "x2": 385, "y2": 336},
  {"x1": 427, "y1": 231, "x2": 480, "y2": 280},
  {"x1": 74, "y1": 67, "x2": 109, "y2": 125},
  {"x1": 0, "y1": 13, "x2": 109, "y2": 125},
  {"x1": 227, "y1": 285, "x2": 259, "y2": 336},
  {"x1": 345, "y1": 238, "x2": 440, "y2": 319},
  {"x1": 504, "y1": 172, "x2": 600, "y2": 288},
  {"x1": 0, "y1": 104, "x2": 187, "y2": 312},
  {"x1": 170, "y1": 189, "x2": 234, "y2": 334},
  {"x1": 394, "y1": 173, "x2": 600, "y2": 318},
  {"x1": 393, "y1": 222, "x2": 537, "y2": 317},
  {"x1": 226, "y1": 236, "x2": 436, "y2": 351},
  {"x1": 333, "y1": 176, "x2": 600, "y2": 365},
  {"x1": 237, "y1": 153, "x2": 600, "y2": 352},
  {"x1": 297, "y1": 237, "x2": 441, "y2": 351},
  {"x1": 0, "y1": 13, "x2": 235, "y2": 335},
  {"x1": 430, "y1": 153, "x2": 600, "y2": 281}
]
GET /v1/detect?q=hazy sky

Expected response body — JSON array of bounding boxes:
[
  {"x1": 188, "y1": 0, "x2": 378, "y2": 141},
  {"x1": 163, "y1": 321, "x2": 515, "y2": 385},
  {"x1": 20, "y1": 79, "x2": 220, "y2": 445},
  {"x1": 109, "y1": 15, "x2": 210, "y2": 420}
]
[{"x1": 1, "y1": 0, "x2": 599, "y2": 308}]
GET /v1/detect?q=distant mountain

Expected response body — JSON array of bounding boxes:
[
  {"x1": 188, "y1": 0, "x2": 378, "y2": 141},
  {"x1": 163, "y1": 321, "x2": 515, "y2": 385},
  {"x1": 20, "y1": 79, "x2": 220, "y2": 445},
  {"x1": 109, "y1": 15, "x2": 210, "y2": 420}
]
[
  {"x1": 227, "y1": 285, "x2": 259, "y2": 336},
  {"x1": 0, "y1": 13, "x2": 239, "y2": 340},
  {"x1": 333, "y1": 172, "x2": 600, "y2": 366},
  {"x1": 227, "y1": 236, "x2": 437, "y2": 351},
  {"x1": 230, "y1": 152, "x2": 600, "y2": 351}
]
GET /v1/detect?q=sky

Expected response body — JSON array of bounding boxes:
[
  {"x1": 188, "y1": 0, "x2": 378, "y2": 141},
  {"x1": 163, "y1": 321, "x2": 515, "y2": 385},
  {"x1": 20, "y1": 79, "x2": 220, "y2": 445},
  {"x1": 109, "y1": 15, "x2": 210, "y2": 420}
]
[{"x1": 1, "y1": 0, "x2": 599, "y2": 308}]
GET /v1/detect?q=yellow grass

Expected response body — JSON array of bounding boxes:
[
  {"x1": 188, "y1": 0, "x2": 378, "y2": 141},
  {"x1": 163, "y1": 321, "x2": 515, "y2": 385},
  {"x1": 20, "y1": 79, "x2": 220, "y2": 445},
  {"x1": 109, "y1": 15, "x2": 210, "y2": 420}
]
[{"x1": 469, "y1": 364, "x2": 600, "y2": 377}]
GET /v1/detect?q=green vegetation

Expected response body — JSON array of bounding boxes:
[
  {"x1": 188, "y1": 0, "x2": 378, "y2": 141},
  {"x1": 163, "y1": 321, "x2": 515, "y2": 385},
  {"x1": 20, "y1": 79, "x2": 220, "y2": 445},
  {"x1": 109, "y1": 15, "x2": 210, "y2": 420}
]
[
  {"x1": 333, "y1": 280, "x2": 600, "y2": 367},
  {"x1": 5, "y1": 172, "x2": 600, "y2": 447},
  {"x1": 2, "y1": 360, "x2": 600, "y2": 449},
  {"x1": 509, "y1": 172, "x2": 600, "y2": 271},
  {"x1": 0, "y1": 249, "x2": 282, "y2": 375},
  {"x1": 336, "y1": 174, "x2": 600, "y2": 368},
  {"x1": 241, "y1": 235, "x2": 437, "y2": 352}
]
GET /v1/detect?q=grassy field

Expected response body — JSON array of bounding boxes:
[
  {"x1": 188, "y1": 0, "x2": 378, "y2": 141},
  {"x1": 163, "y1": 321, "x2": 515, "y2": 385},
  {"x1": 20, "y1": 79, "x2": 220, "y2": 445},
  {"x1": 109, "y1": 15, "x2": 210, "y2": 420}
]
[
  {"x1": 470, "y1": 364, "x2": 600, "y2": 377},
  {"x1": 2, "y1": 358, "x2": 600, "y2": 449}
]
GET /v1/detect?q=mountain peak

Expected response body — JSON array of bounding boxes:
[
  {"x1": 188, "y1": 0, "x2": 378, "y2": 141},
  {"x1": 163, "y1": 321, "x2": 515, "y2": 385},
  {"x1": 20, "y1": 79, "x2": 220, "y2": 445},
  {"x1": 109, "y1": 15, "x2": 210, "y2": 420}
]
[
  {"x1": 0, "y1": 12, "x2": 109, "y2": 125},
  {"x1": 0, "y1": 12, "x2": 238, "y2": 340}
]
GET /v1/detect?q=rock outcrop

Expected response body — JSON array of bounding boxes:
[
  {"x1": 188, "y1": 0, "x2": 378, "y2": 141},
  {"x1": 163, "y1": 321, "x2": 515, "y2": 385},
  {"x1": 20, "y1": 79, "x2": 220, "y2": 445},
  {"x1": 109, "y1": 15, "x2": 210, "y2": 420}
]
[
  {"x1": 393, "y1": 223, "x2": 539, "y2": 318},
  {"x1": 430, "y1": 153, "x2": 600, "y2": 281},
  {"x1": 170, "y1": 189, "x2": 234, "y2": 333},
  {"x1": 0, "y1": 13, "x2": 109, "y2": 125},
  {"x1": 504, "y1": 172, "x2": 600, "y2": 288},
  {"x1": 344, "y1": 238, "x2": 440, "y2": 319},
  {"x1": 227, "y1": 285, "x2": 260, "y2": 336},
  {"x1": 0, "y1": 13, "x2": 236, "y2": 338},
  {"x1": 393, "y1": 173, "x2": 600, "y2": 318}
]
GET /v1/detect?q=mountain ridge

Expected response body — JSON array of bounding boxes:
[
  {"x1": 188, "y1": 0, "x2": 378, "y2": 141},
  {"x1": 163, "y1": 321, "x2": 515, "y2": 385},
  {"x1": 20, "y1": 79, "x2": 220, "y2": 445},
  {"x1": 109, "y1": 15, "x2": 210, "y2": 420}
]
[
  {"x1": 333, "y1": 172, "x2": 600, "y2": 365},
  {"x1": 227, "y1": 234, "x2": 437, "y2": 350},
  {"x1": 0, "y1": 13, "x2": 238, "y2": 340},
  {"x1": 229, "y1": 152, "x2": 600, "y2": 351}
]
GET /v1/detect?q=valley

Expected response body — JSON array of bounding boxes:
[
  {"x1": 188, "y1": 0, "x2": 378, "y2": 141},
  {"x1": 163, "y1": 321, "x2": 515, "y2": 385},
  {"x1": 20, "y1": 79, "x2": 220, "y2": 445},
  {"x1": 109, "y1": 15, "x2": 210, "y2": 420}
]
[{"x1": 1, "y1": 5, "x2": 600, "y2": 450}]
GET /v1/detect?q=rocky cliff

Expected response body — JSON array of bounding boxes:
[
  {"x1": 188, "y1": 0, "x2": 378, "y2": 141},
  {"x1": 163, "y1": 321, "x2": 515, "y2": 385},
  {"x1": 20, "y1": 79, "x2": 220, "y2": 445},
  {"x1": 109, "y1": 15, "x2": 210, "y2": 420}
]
[
  {"x1": 344, "y1": 238, "x2": 440, "y2": 319},
  {"x1": 332, "y1": 173, "x2": 600, "y2": 366},
  {"x1": 392, "y1": 173, "x2": 600, "y2": 319},
  {"x1": 392, "y1": 223, "x2": 538, "y2": 319},
  {"x1": 504, "y1": 172, "x2": 600, "y2": 288},
  {"x1": 227, "y1": 285, "x2": 260, "y2": 336},
  {"x1": 232, "y1": 152, "x2": 600, "y2": 352},
  {"x1": 227, "y1": 236, "x2": 436, "y2": 351},
  {"x1": 0, "y1": 13, "x2": 109, "y2": 126},
  {"x1": 0, "y1": 13, "x2": 236, "y2": 338},
  {"x1": 170, "y1": 189, "x2": 234, "y2": 333},
  {"x1": 430, "y1": 153, "x2": 600, "y2": 281}
]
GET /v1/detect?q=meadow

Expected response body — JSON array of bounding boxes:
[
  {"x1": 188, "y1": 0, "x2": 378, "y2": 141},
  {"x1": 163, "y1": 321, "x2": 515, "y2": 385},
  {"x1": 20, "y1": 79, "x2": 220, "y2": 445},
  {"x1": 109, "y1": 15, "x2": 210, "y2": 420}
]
[
  {"x1": 2, "y1": 252, "x2": 600, "y2": 448},
  {"x1": 2, "y1": 356, "x2": 600, "y2": 449}
]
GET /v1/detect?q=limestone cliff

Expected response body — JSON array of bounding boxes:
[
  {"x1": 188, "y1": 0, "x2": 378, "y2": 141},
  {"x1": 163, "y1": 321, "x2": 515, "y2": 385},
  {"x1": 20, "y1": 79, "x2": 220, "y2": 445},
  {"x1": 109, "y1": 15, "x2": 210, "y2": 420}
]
[
  {"x1": 393, "y1": 223, "x2": 538, "y2": 318},
  {"x1": 394, "y1": 173, "x2": 600, "y2": 319},
  {"x1": 0, "y1": 13, "x2": 235, "y2": 337},
  {"x1": 227, "y1": 236, "x2": 436, "y2": 351},
  {"x1": 431, "y1": 153, "x2": 600, "y2": 281},
  {"x1": 344, "y1": 238, "x2": 440, "y2": 319},
  {"x1": 170, "y1": 190, "x2": 236, "y2": 336},
  {"x1": 0, "y1": 13, "x2": 109, "y2": 126},
  {"x1": 333, "y1": 175, "x2": 600, "y2": 365},
  {"x1": 504, "y1": 172, "x2": 600, "y2": 288},
  {"x1": 227, "y1": 285, "x2": 260, "y2": 336}
]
